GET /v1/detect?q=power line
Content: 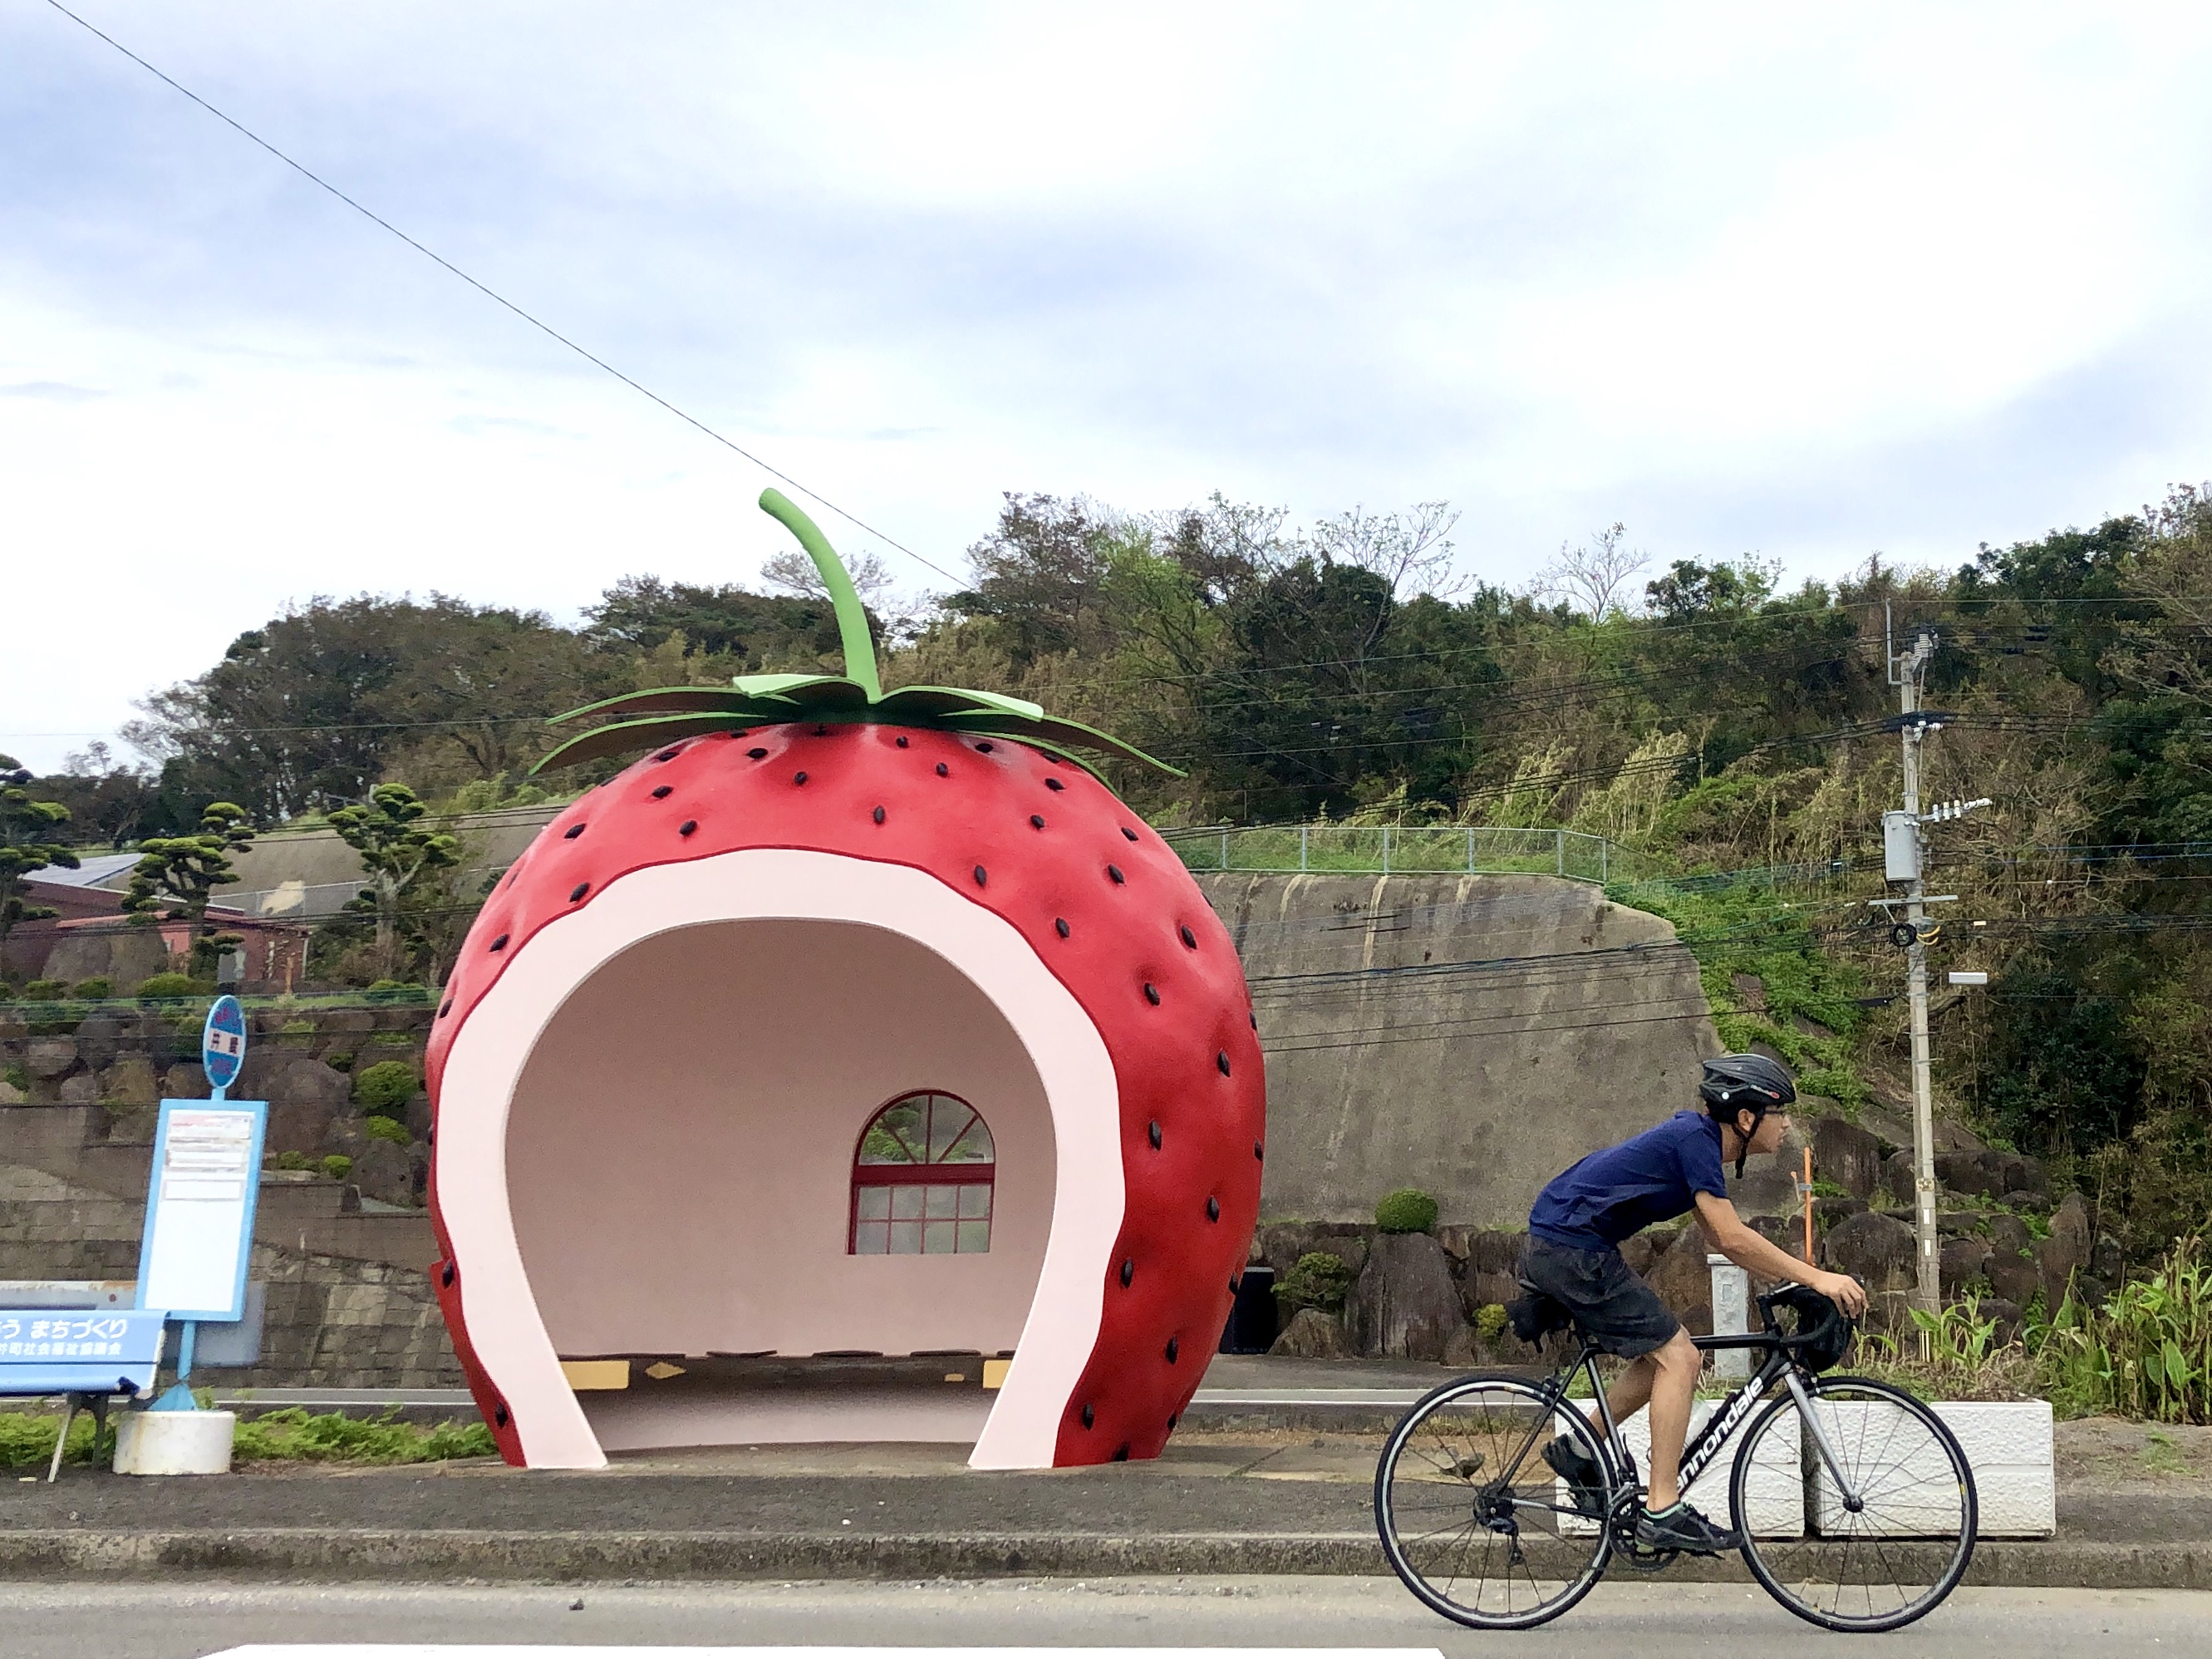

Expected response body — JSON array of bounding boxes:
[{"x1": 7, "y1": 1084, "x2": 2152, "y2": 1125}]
[{"x1": 38, "y1": 0, "x2": 964, "y2": 588}]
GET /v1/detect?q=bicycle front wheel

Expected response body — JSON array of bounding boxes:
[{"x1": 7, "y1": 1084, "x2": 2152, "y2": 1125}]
[
  {"x1": 1374, "y1": 1373, "x2": 1613, "y2": 1630},
  {"x1": 1733, "y1": 1374, "x2": 1979, "y2": 1632}
]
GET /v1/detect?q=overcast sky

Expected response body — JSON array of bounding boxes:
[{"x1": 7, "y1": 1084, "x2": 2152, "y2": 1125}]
[{"x1": 5, "y1": 3, "x2": 2210, "y2": 773}]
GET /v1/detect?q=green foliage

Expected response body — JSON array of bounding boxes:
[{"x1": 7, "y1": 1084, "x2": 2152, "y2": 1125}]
[
  {"x1": 2038, "y1": 1238, "x2": 2212, "y2": 1424},
  {"x1": 70, "y1": 977, "x2": 111, "y2": 1000},
  {"x1": 269, "y1": 1149, "x2": 315, "y2": 1171},
  {"x1": 325, "y1": 1051, "x2": 355, "y2": 1072},
  {"x1": 121, "y1": 801, "x2": 254, "y2": 931},
  {"x1": 229, "y1": 1407, "x2": 496, "y2": 1463},
  {"x1": 352, "y1": 1059, "x2": 417, "y2": 1113},
  {"x1": 364, "y1": 1115, "x2": 410, "y2": 1145},
  {"x1": 1272, "y1": 1251, "x2": 1354, "y2": 1315},
  {"x1": 1375, "y1": 1188, "x2": 1440, "y2": 1233},
  {"x1": 19, "y1": 979, "x2": 66, "y2": 1002},
  {"x1": 321, "y1": 1154, "x2": 354, "y2": 1180},
  {"x1": 0, "y1": 755, "x2": 79, "y2": 954},
  {"x1": 0, "y1": 1410, "x2": 106, "y2": 1467},
  {"x1": 1474, "y1": 1302, "x2": 1510, "y2": 1341},
  {"x1": 134, "y1": 972, "x2": 202, "y2": 1002},
  {"x1": 327, "y1": 785, "x2": 462, "y2": 980}
]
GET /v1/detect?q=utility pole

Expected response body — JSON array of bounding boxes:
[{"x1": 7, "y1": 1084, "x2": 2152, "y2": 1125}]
[{"x1": 1886, "y1": 615, "x2": 1944, "y2": 1322}]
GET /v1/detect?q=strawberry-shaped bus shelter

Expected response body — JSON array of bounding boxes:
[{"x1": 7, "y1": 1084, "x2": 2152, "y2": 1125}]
[{"x1": 424, "y1": 491, "x2": 1266, "y2": 1469}]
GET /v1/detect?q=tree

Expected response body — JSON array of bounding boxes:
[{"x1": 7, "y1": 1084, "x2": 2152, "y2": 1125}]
[
  {"x1": 0, "y1": 756, "x2": 79, "y2": 957},
  {"x1": 120, "y1": 801, "x2": 255, "y2": 970},
  {"x1": 327, "y1": 784, "x2": 461, "y2": 979},
  {"x1": 1531, "y1": 523, "x2": 1650, "y2": 620}
]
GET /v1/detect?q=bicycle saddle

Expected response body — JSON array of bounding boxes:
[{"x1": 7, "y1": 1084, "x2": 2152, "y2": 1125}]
[{"x1": 1505, "y1": 1290, "x2": 1573, "y2": 1344}]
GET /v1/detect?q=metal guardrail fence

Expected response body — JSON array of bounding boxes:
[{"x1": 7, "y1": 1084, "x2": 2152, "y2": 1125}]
[{"x1": 1159, "y1": 824, "x2": 1620, "y2": 884}]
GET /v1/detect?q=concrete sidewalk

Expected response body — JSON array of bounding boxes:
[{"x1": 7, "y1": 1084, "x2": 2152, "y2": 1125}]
[{"x1": 7, "y1": 1424, "x2": 2212, "y2": 1589}]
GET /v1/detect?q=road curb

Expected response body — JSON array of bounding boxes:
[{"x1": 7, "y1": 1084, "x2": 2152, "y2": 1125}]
[{"x1": 0, "y1": 1529, "x2": 2206, "y2": 1589}]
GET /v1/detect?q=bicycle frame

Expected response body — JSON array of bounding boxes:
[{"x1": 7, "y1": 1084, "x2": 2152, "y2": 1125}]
[{"x1": 1545, "y1": 1328, "x2": 1866, "y2": 1514}]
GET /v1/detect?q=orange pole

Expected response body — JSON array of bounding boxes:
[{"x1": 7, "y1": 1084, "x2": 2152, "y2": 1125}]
[{"x1": 1802, "y1": 1146, "x2": 1816, "y2": 1263}]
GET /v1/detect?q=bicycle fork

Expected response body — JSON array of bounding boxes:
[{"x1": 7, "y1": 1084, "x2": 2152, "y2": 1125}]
[{"x1": 1783, "y1": 1371, "x2": 1866, "y2": 1514}]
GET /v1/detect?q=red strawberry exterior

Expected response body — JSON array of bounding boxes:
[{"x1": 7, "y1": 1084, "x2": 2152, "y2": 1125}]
[{"x1": 423, "y1": 501, "x2": 1265, "y2": 1470}]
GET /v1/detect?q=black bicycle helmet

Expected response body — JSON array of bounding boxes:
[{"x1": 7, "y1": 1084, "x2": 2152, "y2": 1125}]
[{"x1": 1699, "y1": 1051, "x2": 1796, "y2": 1176}]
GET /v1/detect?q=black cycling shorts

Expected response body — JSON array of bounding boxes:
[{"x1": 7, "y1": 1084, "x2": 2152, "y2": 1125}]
[{"x1": 1520, "y1": 1234, "x2": 1681, "y2": 1359}]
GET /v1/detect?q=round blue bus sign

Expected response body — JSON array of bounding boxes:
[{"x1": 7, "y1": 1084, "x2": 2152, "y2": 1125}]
[{"x1": 202, "y1": 994, "x2": 248, "y2": 1095}]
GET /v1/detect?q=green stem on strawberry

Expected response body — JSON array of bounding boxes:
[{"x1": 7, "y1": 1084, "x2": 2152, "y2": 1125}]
[
  {"x1": 533, "y1": 490, "x2": 1183, "y2": 780},
  {"x1": 757, "y1": 487, "x2": 883, "y2": 702}
]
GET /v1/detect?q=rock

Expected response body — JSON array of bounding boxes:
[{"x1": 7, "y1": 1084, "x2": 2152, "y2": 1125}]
[
  {"x1": 1938, "y1": 1210, "x2": 1982, "y2": 1238},
  {"x1": 1619, "y1": 1231, "x2": 1663, "y2": 1278},
  {"x1": 321, "y1": 1009, "x2": 376, "y2": 1036},
  {"x1": 276, "y1": 1057, "x2": 352, "y2": 1110},
  {"x1": 161, "y1": 1063, "x2": 207, "y2": 1099},
  {"x1": 57, "y1": 1072, "x2": 99, "y2": 1105},
  {"x1": 2073, "y1": 1274, "x2": 2111, "y2": 1308},
  {"x1": 2092, "y1": 1235, "x2": 2124, "y2": 1285},
  {"x1": 2000, "y1": 1189, "x2": 2046, "y2": 1214},
  {"x1": 264, "y1": 1100, "x2": 337, "y2": 1158},
  {"x1": 38, "y1": 928, "x2": 168, "y2": 992},
  {"x1": 1825, "y1": 1210, "x2": 1916, "y2": 1297},
  {"x1": 1464, "y1": 1228, "x2": 1526, "y2": 1277},
  {"x1": 1939, "y1": 1237, "x2": 1993, "y2": 1295},
  {"x1": 404, "y1": 1092, "x2": 434, "y2": 1144},
  {"x1": 97, "y1": 1056, "x2": 160, "y2": 1106},
  {"x1": 23, "y1": 1038, "x2": 78, "y2": 1079},
  {"x1": 322, "y1": 1116, "x2": 370, "y2": 1158},
  {"x1": 1731, "y1": 972, "x2": 1768, "y2": 1012},
  {"x1": 71, "y1": 1013, "x2": 123, "y2": 1071},
  {"x1": 1812, "y1": 1118, "x2": 1886, "y2": 1203},
  {"x1": 351, "y1": 1138, "x2": 414, "y2": 1207},
  {"x1": 2039, "y1": 1194, "x2": 2092, "y2": 1297},
  {"x1": 1987, "y1": 1213, "x2": 2033, "y2": 1258},
  {"x1": 1978, "y1": 1297, "x2": 2024, "y2": 1344},
  {"x1": 1347, "y1": 1232, "x2": 1463, "y2": 1361},
  {"x1": 1814, "y1": 1194, "x2": 1865, "y2": 1233},
  {"x1": 1644, "y1": 1226, "x2": 1715, "y2": 1335},
  {"x1": 1459, "y1": 1269, "x2": 1519, "y2": 1313},
  {"x1": 1880, "y1": 1149, "x2": 1917, "y2": 1206},
  {"x1": 0, "y1": 1078, "x2": 22, "y2": 1105},
  {"x1": 1435, "y1": 1224, "x2": 1474, "y2": 1262},
  {"x1": 1269, "y1": 1307, "x2": 1349, "y2": 1359},
  {"x1": 1986, "y1": 1249, "x2": 2042, "y2": 1308},
  {"x1": 1257, "y1": 1222, "x2": 1372, "y2": 1282}
]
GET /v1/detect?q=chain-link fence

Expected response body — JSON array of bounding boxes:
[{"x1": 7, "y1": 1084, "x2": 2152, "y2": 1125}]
[{"x1": 1159, "y1": 823, "x2": 1622, "y2": 884}]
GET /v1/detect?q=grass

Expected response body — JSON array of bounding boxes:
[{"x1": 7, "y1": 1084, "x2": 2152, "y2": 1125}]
[{"x1": 0, "y1": 1407, "x2": 497, "y2": 1468}]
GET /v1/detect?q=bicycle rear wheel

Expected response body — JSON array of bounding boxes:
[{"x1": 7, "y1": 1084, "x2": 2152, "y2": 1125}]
[
  {"x1": 1374, "y1": 1373, "x2": 1613, "y2": 1630},
  {"x1": 1733, "y1": 1374, "x2": 1978, "y2": 1632}
]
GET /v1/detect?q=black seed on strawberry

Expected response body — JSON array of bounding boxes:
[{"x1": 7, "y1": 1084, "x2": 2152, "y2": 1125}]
[
  {"x1": 1180, "y1": 925, "x2": 1197, "y2": 949},
  {"x1": 1167, "y1": 1412, "x2": 1178, "y2": 1430},
  {"x1": 1148, "y1": 1120, "x2": 1162, "y2": 1149},
  {"x1": 1045, "y1": 777, "x2": 1064, "y2": 791},
  {"x1": 976, "y1": 741, "x2": 995, "y2": 752},
  {"x1": 651, "y1": 785, "x2": 672, "y2": 799},
  {"x1": 1055, "y1": 918, "x2": 1070, "y2": 938},
  {"x1": 1120, "y1": 1258, "x2": 1134, "y2": 1287},
  {"x1": 748, "y1": 747, "x2": 768, "y2": 760},
  {"x1": 569, "y1": 883, "x2": 589, "y2": 902},
  {"x1": 1255, "y1": 1142, "x2": 1264, "y2": 1161},
  {"x1": 936, "y1": 763, "x2": 949, "y2": 777},
  {"x1": 1030, "y1": 815, "x2": 1046, "y2": 829},
  {"x1": 655, "y1": 749, "x2": 679, "y2": 762},
  {"x1": 1143, "y1": 982, "x2": 1159, "y2": 1005},
  {"x1": 1249, "y1": 1011, "x2": 1258, "y2": 1029},
  {"x1": 679, "y1": 820, "x2": 697, "y2": 836},
  {"x1": 439, "y1": 999, "x2": 453, "y2": 1017},
  {"x1": 794, "y1": 771, "x2": 808, "y2": 785},
  {"x1": 1108, "y1": 864, "x2": 1124, "y2": 884},
  {"x1": 1121, "y1": 826, "x2": 1138, "y2": 841},
  {"x1": 1081, "y1": 1404, "x2": 1094, "y2": 1428},
  {"x1": 1217, "y1": 1051, "x2": 1231, "y2": 1076},
  {"x1": 1113, "y1": 1444, "x2": 1130, "y2": 1461},
  {"x1": 973, "y1": 865, "x2": 988, "y2": 886},
  {"x1": 1207, "y1": 1196, "x2": 1221, "y2": 1221},
  {"x1": 896, "y1": 735, "x2": 909, "y2": 747},
  {"x1": 814, "y1": 725, "x2": 828, "y2": 736},
  {"x1": 564, "y1": 824, "x2": 586, "y2": 839},
  {"x1": 489, "y1": 935, "x2": 509, "y2": 953},
  {"x1": 873, "y1": 806, "x2": 886, "y2": 825},
  {"x1": 1165, "y1": 1337, "x2": 1179, "y2": 1363},
  {"x1": 441, "y1": 1263, "x2": 455, "y2": 1287},
  {"x1": 494, "y1": 1405, "x2": 509, "y2": 1427}
]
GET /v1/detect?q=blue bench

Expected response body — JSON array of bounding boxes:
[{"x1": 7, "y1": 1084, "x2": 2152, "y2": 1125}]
[{"x1": 0, "y1": 1308, "x2": 167, "y2": 1480}]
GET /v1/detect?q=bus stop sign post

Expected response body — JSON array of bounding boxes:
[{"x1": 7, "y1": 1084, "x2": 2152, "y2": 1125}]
[{"x1": 140, "y1": 996, "x2": 266, "y2": 1411}]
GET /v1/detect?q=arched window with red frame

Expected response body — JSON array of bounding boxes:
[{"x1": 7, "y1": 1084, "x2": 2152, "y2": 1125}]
[{"x1": 850, "y1": 1091, "x2": 995, "y2": 1254}]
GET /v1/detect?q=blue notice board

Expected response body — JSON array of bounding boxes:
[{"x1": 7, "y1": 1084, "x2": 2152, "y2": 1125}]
[{"x1": 135, "y1": 1099, "x2": 268, "y2": 1322}]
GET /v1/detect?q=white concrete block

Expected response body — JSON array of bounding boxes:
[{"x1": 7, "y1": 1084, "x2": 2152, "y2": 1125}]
[
  {"x1": 1561, "y1": 1398, "x2": 1802, "y2": 1538},
  {"x1": 1807, "y1": 1398, "x2": 2051, "y2": 1538},
  {"x1": 114, "y1": 1409, "x2": 234, "y2": 1475}
]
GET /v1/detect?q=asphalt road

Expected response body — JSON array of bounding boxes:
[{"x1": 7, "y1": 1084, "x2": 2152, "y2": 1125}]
[{"x1": 0, "y1": 1578, "x2": 2201, "y2": 1659}]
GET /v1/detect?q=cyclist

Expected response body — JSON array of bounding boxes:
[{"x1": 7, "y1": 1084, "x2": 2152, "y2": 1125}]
[{"x1": 1521, "y1": 1052, "x2": 1869, "y2": 1555}]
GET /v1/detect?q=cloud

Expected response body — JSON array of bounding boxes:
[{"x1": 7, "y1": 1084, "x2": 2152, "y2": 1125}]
[{"x1": 1, "y1": 380, "x2": 103, "y2": 401}]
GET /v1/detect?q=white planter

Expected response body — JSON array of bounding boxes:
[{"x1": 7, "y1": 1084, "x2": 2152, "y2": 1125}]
[
  {"x1": 1810, "y1": 1399, "x2": 2053, "y2": 1538},
  {"x1": 114, "y1": 1410, "x2": 234, "y2": 1475},
  {"x1": 1561, "y1": 1400, "x2": 1803, "y2": 1537}
]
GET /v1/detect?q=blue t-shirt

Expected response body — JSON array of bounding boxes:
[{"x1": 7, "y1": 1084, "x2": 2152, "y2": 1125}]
[{"x1": 1528, "y1": 1111, "x2": 1729, "y2": 1252}]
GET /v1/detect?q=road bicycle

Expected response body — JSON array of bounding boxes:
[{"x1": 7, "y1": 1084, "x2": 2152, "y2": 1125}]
[{"x1": 1374, "y1": 1282, "x2": 1978, "y2": 1632}]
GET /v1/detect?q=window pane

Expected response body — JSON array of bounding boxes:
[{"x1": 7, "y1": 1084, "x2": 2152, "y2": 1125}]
[
  {"x1": 890, "y1": 1184, "x2": 925, "y2": 1220},
  {"x1": 924, "y1": 1184, "x2": 958, "y2": 1219},
  {"x1": 853, "y1": 1223, "x2": 888, "y2": 1254},
  {"x1": 941, "y1": 1115, "x2": 995, "y2": 1164},
  {"x1": 856, "y1": 1187, "x2": 890, "y2": 1221},
  {"x1": 956, "y1": 1219, "x2": 990, "y2": 1253},
  {"x1": 957, "y1": 1184, "x2": 991, "y2": 1218},
  {"x1": 922, "y1": 1219, "x2": 957, "y2": 1254},
  {"x1": 888, "y1": 1220, "x2": 922, "y2": 1253},
  {"x1": 927, "y1": 1100, "x2": 976, "y2": 1163},
  {"x1": 859, "y1": 1099, "x2": 927, "y2": 1164}
]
